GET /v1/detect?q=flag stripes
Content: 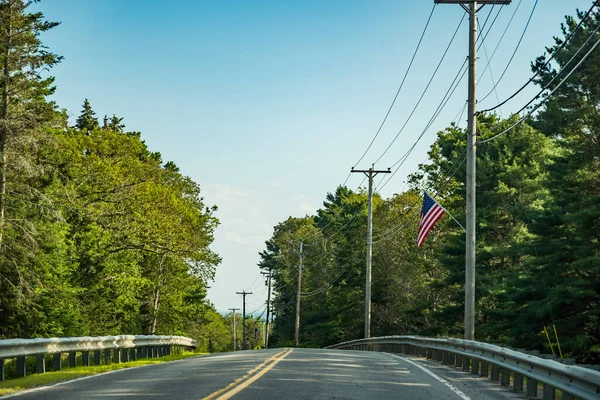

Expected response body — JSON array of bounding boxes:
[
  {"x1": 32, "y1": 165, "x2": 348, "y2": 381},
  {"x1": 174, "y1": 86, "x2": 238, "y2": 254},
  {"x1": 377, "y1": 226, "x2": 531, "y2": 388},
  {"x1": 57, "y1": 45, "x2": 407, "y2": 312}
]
[{"x1": 417, "y1": 193, "x2": 446, "y2": 248}]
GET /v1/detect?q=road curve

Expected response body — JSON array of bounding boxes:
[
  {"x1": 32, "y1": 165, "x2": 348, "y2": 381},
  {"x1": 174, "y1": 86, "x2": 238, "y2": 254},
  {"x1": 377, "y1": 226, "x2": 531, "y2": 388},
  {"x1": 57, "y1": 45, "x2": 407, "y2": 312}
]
[{"x1": 4, "y1": 348, "x2": 520, "y2": 399}]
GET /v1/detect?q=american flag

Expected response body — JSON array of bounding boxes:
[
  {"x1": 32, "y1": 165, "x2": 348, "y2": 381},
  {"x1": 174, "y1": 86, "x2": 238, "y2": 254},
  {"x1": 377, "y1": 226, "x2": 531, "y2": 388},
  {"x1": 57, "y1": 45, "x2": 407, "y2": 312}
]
[{"x1": 417, "y1": 192, "x2": 445, "y2": 248}]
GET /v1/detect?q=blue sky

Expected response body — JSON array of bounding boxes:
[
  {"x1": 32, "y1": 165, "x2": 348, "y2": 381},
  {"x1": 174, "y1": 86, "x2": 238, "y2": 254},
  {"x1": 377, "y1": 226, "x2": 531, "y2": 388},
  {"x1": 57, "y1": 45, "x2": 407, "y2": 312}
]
[{"x1": 36, "y1": 0, "x2": 593, "y2": 314}]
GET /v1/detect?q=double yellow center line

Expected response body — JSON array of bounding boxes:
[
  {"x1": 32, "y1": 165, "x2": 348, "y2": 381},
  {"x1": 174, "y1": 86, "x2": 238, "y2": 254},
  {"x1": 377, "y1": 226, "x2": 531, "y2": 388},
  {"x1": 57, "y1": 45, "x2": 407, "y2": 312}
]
[{"x1": 202, "y1": 348, "x2": 294, "y2": 400}]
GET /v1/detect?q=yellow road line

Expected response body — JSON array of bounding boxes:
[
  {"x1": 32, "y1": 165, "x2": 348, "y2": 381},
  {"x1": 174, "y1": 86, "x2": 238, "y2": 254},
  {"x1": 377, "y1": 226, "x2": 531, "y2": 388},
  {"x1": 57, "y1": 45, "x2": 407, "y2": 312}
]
[
  {"x1": 202, "y1": 348, "x2": 292, "y2": 400},
  {"x1": 214, "y1": 348, "x2": 293, "y2": 400}
]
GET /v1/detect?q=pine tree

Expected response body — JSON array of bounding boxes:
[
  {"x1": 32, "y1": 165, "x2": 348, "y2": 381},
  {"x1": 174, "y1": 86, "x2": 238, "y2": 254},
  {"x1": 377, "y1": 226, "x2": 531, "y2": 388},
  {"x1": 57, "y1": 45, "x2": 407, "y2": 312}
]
[
  {"x1": 0, "y1": 0, "x2": 62, "y2": 336},
  {"x1": 75, "y1": 99, "x2": 98, "y2": 133},
  {"x1": 528, "y1": 7, "x2": 600, "y2": 363}
]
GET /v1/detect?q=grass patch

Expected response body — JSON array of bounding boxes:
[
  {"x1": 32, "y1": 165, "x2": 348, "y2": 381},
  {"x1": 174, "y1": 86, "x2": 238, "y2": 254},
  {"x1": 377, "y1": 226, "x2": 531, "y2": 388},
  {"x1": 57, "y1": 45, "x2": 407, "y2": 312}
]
[{"x1": 0, "y1": 352, "x2": 202, "y2": 396}]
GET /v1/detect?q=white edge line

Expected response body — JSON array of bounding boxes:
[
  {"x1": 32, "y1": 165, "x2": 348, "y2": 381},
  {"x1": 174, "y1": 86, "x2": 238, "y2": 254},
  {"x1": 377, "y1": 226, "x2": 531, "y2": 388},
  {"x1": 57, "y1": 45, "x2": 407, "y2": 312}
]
[
  {"x1": 388, "y1": 353, "x2": 471, "y2": 400},
  {"x1": 0, "y1": 355, "x2": 209, "y2": 399}
]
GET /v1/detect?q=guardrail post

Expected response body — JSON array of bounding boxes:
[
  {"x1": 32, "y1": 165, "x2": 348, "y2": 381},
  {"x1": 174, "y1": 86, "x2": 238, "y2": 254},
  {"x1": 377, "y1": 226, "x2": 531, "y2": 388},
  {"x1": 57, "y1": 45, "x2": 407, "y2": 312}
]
[
  {"x1": 562, "y1": 391, "x2": 575, "y2": 400},
  {"x1": 113, "y1": 349, "x2": 121, "y2": 364},
  {"x1": 480, "y1": 361, "x2": 488, "y2": 377},
  {"x1": 53, "y1": 353, "x2": 62, "y2": 371},
  {"x1": 462, "y1": 356, "x2": 470, "y2": 372},
  {"x1": 130, "y1": 348, "x2": 136, "y2": 361},
  {"x1": 542, "y1": 384, "x2": 555, "y2": 400},
  {"x1": 471, "y1": 358, "x2": 480, "y2": 375},
  {"x1": 94, "y1": 350, "x2": 101, "y2": 365},
  {"x1": 69, "y1": 351, "x2": 76, "y2": 368},
  {"x1": 500, "y1": 368, "x2": 510, "y2": 386},
  {"x1": 491, "y1": 364, "x2": 500, "y2": 381},
  {"x1": 526, "y1": 377, "x2": 538, "y2": 398},
  {"x1": 455, "y1": 354, "x2": 463, "y2": 368},
  {"x1": 36, "y1": 355, "x2": 46, "y2": 374},
  {"x1": 122, "y1": 348, "x2": 130, "y2": 363},
  {"x1": 0, "y1": 359, "x2": 4, "y2": 381},
  {"x1": 82, "y1": 351, "x2": 90, "y2": 366},
  {"x1": 16, "y1": 356, "x2": 26, "y2": 377},
  {"x1": 137, "y1": 347, "x2": 143, "y2": 359},
  {"x1": 104, "y1": 349, "x2": 111, "y2": 365},
  {"x1": 513, "y1": 373, "x2": 523, "y2": 392}
]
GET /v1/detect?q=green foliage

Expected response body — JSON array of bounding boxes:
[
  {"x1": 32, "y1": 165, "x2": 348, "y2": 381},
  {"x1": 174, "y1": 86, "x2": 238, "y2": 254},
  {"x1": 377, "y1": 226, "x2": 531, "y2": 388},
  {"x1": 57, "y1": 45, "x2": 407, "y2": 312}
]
[
  {"x1": 260, "y1": 3, "x2": 600, "y2": 363},
  {"x1": 0, "y1": 0, "x2": 224, "y2": 343}
]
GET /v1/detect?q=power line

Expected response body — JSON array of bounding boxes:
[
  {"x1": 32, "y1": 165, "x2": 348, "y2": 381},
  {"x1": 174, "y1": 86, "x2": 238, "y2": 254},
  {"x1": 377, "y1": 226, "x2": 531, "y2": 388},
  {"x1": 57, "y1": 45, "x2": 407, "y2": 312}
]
[
  {"x1": 479, "y1": 0, "x2": 599, "y2": 114},
  {"x1": 376, "y1": 61, "x2": 468, "y2": 193},
  {"x1": 375, "y1": 3, "x2": 504, "y2": 193},
  {"x1": 479, "y1": 0, "x2": 539, "y2": 103},
  {"x1": 352, "y1": 4, "x2": 437, "y2": 168},
  {"x1": 372, "y1": 13, "x2": 466, "y2": 165},
  {"x1": 479, "y1": 34, "x2": 600, "y2": 145},
  {"x1": 477, "y1": 0, "x2": 524, "y2": 91}
]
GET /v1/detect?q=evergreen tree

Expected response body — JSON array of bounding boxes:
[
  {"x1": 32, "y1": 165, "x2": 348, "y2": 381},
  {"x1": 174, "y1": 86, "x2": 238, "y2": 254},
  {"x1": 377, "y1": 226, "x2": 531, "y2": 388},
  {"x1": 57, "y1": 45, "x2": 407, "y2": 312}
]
[
  {"x1": 528, "y1": 6, "x2": 600, "y2": 362},
  {"x1": 0, "y1": 0, "x2": 63, "y2": 337},
  {"x1": 75, "y1": 99, "x2": 98, "y2": 132}
]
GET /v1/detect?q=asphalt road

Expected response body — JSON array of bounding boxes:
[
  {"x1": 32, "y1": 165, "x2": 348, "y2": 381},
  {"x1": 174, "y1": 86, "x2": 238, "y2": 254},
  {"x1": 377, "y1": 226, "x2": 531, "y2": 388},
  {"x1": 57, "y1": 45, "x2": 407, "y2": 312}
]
[{"x1": 4, "y1": 348, "x2": 523, "y2": 399}]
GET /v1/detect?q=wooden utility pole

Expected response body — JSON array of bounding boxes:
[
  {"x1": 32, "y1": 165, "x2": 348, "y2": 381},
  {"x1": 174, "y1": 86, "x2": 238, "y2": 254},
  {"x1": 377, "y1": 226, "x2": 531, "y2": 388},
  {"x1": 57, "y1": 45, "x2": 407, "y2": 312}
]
[
  {"x1": 295, "y1": 241, "x2": 303, "y2": 346},
  {"x1": 434, "y1": 0, "x2": 511, "y2": 340},
  {"x1": 351, "y1": 165, "x2": 390, "y2": 338},
  {"x1": 236, "y1": 291, "x2": 252, "y2": 349},
  {"x1": 228, "y1": 307, "x2": 239, "y2": 351},
  {"x1": 261, "y1": 271, "x2": 272, "y2": 348}
]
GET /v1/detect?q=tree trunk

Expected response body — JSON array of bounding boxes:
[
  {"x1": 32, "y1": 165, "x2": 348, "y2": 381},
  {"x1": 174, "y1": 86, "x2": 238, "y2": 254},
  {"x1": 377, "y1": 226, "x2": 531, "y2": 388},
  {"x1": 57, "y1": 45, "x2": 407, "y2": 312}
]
[{"x1": 150, "y1": 255, "x2": 166, "y2": 334}]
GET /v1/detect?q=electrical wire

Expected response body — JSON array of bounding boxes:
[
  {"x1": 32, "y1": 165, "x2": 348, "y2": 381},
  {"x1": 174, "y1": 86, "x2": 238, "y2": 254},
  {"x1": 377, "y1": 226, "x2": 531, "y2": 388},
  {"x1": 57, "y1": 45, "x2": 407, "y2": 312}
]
[
  {"x1": 479, "y1": 0, "x2": 539, "y2": 103},
  {"x1": 375, "y1": 3, "x2": 504, "y2": 193},
  {"x1": 479, "y1": 0, "x2": 599, "y2": 114},
  {"x1": 371, "y1": 13, "x2": 466, "y2": 165},
  {"x1": 477, "y1": 0, "x2": 524, "y2": 93},
  {"x1": 479, "y1": 34, "x2": 600, "y2": 144},
  {"x1": 352, "y1": 4, "x2": 437, "y2": 168},
  {"x1": 371, "y1": 148, "x2": 467, "y2": 243}
]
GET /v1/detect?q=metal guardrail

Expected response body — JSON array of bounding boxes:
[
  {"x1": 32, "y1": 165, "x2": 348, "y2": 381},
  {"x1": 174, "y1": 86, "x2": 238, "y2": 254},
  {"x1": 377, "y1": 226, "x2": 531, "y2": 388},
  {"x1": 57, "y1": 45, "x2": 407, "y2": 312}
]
[
  {"x1": 0, "y1": 335, "x2": 196, "y2": 381},
  {"x1": 327, "y1": 336, "x2": 600, "y2": 400}
]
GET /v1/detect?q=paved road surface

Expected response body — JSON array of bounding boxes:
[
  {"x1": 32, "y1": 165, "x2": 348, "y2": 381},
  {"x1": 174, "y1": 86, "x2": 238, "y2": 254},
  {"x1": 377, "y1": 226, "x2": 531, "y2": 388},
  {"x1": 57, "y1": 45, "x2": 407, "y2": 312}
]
[{"x1": 4, "y1": 348, "x2": 523, "y2": 399}]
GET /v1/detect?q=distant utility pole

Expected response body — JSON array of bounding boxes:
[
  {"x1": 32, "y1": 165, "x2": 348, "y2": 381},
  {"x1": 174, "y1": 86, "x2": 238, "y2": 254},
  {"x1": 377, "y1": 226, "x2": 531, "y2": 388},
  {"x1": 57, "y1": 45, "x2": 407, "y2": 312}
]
[
  {"x1": 434, "y1": 0, "x2": 511, "y2": 340},
  {"x1": 295, "y1": 241, "x2": 304, "y2": 346},
  {"x1": 228, "y1": 308, "x2": 239, "y2": 351},
  {"x1": 261, "y1": 270, "x2": 272, "y2": 348},
  {"x1": 236, "y1": 291, "x2": 252, "y2": 350},
  {"x1": 351, "y1": 165, "x2": 390, "y2": 339}
]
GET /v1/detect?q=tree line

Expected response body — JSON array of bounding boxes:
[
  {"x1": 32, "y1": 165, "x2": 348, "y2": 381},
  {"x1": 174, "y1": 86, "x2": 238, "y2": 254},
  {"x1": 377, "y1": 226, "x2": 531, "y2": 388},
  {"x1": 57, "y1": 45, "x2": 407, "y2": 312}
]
[
  {"x1": 0, "y1": 0, "x2": 239, "y2": 352},
  {"x1": 261, "y1": 4, "x2": 600, "y2": 363}
]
